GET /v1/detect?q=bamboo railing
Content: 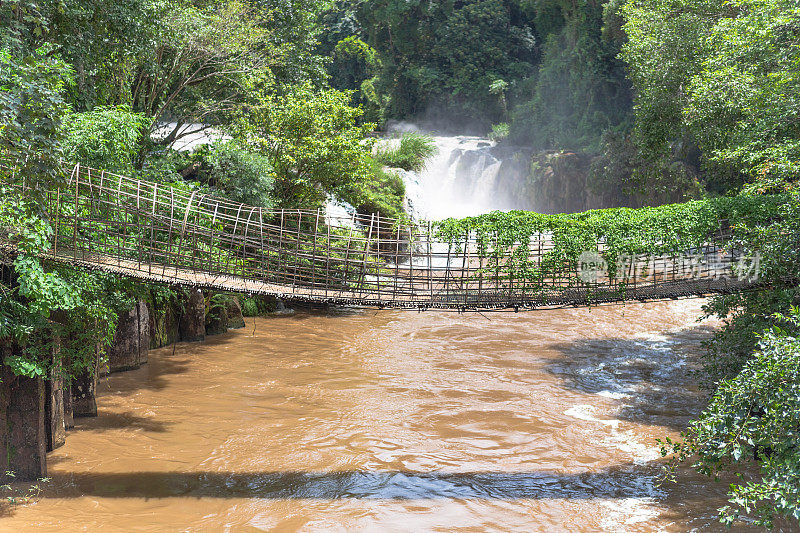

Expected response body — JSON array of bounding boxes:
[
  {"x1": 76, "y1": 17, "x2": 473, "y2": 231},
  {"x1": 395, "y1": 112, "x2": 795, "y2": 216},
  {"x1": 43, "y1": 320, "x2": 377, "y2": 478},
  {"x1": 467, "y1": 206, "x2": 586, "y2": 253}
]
[{"x1": 0, "y1": 163, "x2": 758, "y2": 310}]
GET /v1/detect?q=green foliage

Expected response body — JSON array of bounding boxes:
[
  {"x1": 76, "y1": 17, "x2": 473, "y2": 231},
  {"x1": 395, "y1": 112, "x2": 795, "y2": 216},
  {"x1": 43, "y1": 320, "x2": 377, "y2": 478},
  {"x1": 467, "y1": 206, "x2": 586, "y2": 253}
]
[
  {"x1": 489, "y1": 123, "x2": 510, "y2": 143},
  {"x1": 433, "y1": 194, "x2": 785, "y2": 292},
  {"x1": 686, "y1": 0, "x2": 800, "y2": 187},
  {"x1": 39, "y1": 0, "x2": 327, "y2": 150},
  {"x1": 339, "y1": 158, "x2": 406, "y2": 219},
  {"x1": 0, "y1": 45, "x2": 71, "y2": 188},
  {"x1": 621, "y1": 0, "x2": 800, "y2": 193},
  {"x1": 621, "y1": 0, "x2": 718, "y2": 161},
  {"x1": 668, "y1": 309, "x2": 800, "y2": 528},
  {"x1": 62, "y1": 106, "x2": 151, "y2": 173},
  {"x1": 374, "y1": 133, "x2": 436, "y2": 171},
  {"x1": 650, "y1": 192, "x2": 800, "y2": 528},
  {"x1": 510, "y1": 1, "x2": 631, "y2": 151},
  {"x1": 240, "y1": 297, "x2": 259, "y2": 317},
  {"x1": 203, "y1": 142, "x2": 275, "y2": 208},
  {"x1": 352, "y1": 0, "x2": 536, "y2": 123},
  {"x1": 237, "y1": 294, "x2": 281, "y2": 316},
  {"x1": 235, "y1": 85, "x2": 375, "y2": 208},
  {"x1": 328, "y1": 36, "x2": 382, "y2": 122}
]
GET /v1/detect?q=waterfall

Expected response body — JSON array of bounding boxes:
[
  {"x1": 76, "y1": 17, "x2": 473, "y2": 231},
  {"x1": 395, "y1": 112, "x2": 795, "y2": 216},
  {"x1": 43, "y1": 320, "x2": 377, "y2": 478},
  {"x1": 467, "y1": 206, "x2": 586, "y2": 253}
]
[
  {"x1": 326, "y1": 128, "x2": 533, "y2": 232},
  {"x1": 396, "y1": 133, "x2": 533, "y2": 221}
]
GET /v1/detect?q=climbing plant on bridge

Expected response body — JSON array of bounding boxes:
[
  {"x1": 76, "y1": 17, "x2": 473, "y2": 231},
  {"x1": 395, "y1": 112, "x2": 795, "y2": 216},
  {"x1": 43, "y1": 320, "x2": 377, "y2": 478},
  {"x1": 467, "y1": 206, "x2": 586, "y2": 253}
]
[{"x1": 433, "y1": 194, "x2": 787, "y2": 289}]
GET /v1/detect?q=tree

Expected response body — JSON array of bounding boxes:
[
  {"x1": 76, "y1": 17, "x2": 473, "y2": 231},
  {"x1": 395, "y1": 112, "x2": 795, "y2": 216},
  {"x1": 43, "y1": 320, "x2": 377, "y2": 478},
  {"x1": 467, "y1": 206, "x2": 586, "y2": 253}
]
[
  {"x1": 130, "y1": 1, "x2": 272, "y2": 150},
  {"x1": 235, "y1": 85, "x2": 375, "y2": 208},
  {"x1": 676, "y1": 306, "x2": 800, "y2": 528},
  {"x1": 62, "y1": 106, "x2": 151, "y2": 173},
  {"x1": 355, "y1": 0, "x2": 536, "y2": 123},
  {"x1": 619, "y1": 0, "x2": 800, "y2": 193},
  {"x1": 0, "y1": 45, "x2": 71, "y2": 189},
  {"x1": 46, "y1": 0, "x2": 328, "y2": 153},
  {"x1": 685, "y1": 0, "x2": 800, "y2": 189},
  {"x1": 510, "y1": 0, "x2": 631, "y2": 151}
]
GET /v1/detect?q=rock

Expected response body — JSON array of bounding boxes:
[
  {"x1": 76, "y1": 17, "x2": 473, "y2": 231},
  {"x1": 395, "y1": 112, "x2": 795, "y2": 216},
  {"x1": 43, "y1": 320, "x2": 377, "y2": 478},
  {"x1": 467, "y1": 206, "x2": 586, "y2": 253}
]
[
  {"x1": 529, "y1": 151, "x2": 592, "y2": 214},
  {"x1": 205, "y1": 295, "x2": 228, "y2": 336},
  {"x1": 179, "y1": 288, "x2": 205, "y2": 342},
  {"x1": 226, "y1": 298, "x2": 245, "y2": 329}
]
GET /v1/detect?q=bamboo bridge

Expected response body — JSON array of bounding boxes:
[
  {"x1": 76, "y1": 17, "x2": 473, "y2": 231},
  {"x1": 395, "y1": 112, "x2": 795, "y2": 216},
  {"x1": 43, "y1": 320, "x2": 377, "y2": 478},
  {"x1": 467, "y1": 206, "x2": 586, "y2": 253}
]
[{"x1": 0, "y1": 163, "x2": 761, "y2": 311}]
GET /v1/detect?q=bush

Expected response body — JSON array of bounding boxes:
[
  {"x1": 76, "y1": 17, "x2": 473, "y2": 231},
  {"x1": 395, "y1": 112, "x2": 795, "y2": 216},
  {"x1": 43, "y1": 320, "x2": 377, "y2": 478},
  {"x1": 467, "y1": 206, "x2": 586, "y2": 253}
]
[
  {"x1": 240, "y1": 297, "x2": 259, "y2": 317},
  {"x1": 237, "y1": 295, "x2": 282, "y2": 316},
  {"x1": 675, "y1": 309, "x2": 800, "y2": 528},
  {"x1": 62, "y1": 106, "x2": 151, "y2": 173},
  {"x1": 134, "y1": 147, "x2": 192, "y2": 184},
  {"x1": 489, "y1": 122, "x2": 509, "y2": 142},
  {"x1": 339, "y1": 157, "x2": 406, "y2": 219},
  {"x1": 375, "y1": 133, "x2": 436, "y2": 171},
  {"x1": 203, "y1": 142, "x2": 275, "y2": 208}
]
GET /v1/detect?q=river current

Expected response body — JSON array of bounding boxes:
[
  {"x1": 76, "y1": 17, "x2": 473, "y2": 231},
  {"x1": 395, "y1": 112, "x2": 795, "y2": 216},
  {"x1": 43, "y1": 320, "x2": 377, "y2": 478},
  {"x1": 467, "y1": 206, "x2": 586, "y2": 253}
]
[{"x1": 3, "y1": 301, "x2": 779, "y2": 532}]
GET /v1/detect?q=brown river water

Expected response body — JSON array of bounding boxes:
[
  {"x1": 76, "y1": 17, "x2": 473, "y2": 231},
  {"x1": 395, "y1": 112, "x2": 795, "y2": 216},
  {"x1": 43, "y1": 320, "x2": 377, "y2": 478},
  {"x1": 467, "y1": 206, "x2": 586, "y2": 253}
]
[{"x1": 3, "y1": 300, "x2": 794, "y2": 532}]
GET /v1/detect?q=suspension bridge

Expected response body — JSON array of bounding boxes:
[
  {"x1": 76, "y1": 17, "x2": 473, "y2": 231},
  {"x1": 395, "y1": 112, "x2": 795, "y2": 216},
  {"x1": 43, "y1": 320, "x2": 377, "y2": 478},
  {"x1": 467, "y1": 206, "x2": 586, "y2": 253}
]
[{"x1": 0, "y1": 163, "x2": 760, "y2": 310}]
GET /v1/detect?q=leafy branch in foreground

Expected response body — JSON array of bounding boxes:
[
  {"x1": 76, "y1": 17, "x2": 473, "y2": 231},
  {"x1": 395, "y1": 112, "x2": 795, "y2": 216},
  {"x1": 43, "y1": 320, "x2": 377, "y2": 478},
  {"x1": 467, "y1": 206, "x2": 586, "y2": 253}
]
[{"x1": 662, "y1": 309, "x2": 800, "y2": 529}]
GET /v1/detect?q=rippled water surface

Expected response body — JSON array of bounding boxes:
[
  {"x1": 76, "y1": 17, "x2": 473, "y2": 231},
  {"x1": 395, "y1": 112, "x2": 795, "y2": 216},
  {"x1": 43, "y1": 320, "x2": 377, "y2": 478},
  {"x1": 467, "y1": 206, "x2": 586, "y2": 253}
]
[{"x1": 4, "y1": 301, "x2": 788, "y2": 531}]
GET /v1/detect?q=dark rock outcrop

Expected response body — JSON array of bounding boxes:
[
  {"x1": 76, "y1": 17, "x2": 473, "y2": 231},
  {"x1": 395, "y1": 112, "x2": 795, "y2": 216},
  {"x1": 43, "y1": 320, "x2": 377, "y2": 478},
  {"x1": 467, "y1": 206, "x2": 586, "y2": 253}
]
[{"x1": 529, "y1": 151, "x2": 594, "y2": 214}]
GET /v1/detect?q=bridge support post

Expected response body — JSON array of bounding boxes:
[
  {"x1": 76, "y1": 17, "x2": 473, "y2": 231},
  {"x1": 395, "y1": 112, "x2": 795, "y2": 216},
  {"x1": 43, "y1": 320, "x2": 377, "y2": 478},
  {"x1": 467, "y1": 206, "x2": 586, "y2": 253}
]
[
  {"x1": 72, "y1": 368, "x2": 97, "y2": 418},
  {"x1": 45, "y1": 334, "x2": 66, "y2": 452},
  {"x1": 107, "y1": 299, "x2": 150, "y2": 373},
  {"x1": 63, "y1": 381, "x2": 74, "y2": 430},
  {"x1": 137, "y1": 300, "x2": 150, "y2": 366},
  {"x1": 147, "y1": 297, "x2": 180, "y2": 349},
  {"x1": 226, "y1": 297, "x2": 245, "y2": 330},
  {"x1": 0, "y1": 343, "x2": 48, "y2": 481},
  {"x1": 179, "y1": 289, "x2": 205, "y2": 343}
]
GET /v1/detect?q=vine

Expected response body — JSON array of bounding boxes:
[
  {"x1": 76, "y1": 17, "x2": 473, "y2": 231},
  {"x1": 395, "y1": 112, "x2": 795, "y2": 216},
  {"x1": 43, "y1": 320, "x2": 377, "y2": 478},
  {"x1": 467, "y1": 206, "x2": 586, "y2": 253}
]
[{"x1": 432, "y1": 194, "x2": 787, "y2": 289}]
